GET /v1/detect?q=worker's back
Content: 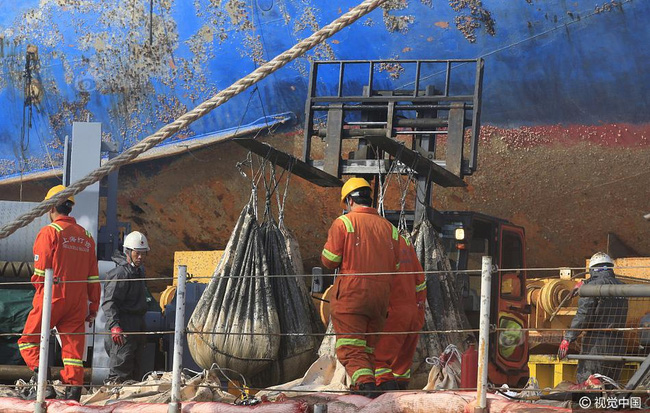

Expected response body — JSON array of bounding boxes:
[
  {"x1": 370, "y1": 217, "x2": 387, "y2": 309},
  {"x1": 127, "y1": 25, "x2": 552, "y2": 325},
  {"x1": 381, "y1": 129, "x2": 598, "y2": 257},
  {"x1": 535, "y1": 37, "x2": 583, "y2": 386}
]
[
  {"x1": 322, "y1": 206, "x2": 399, "y2": 284},
  {"x1": 33, "y1": 215, "x2": 97, "y2": 304},
  {"x1": 585, "y1": 268, "x2": 628, "y2": 333}
]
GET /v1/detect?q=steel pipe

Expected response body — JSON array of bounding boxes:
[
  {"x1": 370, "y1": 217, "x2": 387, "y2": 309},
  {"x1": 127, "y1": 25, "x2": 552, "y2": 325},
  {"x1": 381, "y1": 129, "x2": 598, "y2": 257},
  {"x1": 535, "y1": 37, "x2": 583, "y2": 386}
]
[
  {"x1": 35, "y1": 268, "x2": 54, "y2": 413},
  {"x1": 475, "y1": 256, "x2": 492, "y2": 413},
  {"x1": 566, "y1": 354, "x2": 647, "y2": 363},
  {"x1": 315, "y1": 58, "x2": 480, "y2": 64},
  {"x1": 168, "y1": 265, "x2": 187, "y2": 413},
  {"x1": 311, "y1": 103, "x2": 468, "y2": 111},
  {"x1": 316, "y1": 128, "x2": 447, "y2": 138},
  {"x1": 579, "y1": 284, "x2": 650, "y2": 297}
]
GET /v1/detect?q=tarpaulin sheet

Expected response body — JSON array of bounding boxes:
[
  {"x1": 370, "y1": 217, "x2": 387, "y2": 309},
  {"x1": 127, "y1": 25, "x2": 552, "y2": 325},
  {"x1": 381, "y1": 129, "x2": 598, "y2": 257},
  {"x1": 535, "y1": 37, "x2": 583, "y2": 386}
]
[{"x1": 0, "y1": 289, "x2": 34, "y2": 364}]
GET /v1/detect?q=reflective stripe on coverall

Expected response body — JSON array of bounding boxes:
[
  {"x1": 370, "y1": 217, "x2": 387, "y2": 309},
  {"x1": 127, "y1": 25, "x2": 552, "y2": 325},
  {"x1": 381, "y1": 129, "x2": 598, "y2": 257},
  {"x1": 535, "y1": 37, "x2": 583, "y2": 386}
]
[
  {"x1": 321, "y1": 207, "x2": 400, "y2": 385},
  {"x1": 19, "y1": 216, "x2": 100, "y2": 385},
  {"x1": 374, "y1": 235, "x2": 426, "y2": 385}
]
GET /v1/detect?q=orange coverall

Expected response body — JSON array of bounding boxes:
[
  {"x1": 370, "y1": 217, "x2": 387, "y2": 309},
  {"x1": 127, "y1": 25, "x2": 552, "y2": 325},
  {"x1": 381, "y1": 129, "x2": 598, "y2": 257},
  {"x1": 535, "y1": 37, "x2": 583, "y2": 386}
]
[
  {"x1": 321, "y1": 206, "x2": 400, "y2": 386},
  {"x1": 374, "y1": 235, "x2": 427, "y2": 386},
  {"x1": 18, "y1": 216, "x2": 100, "y2": 385}
]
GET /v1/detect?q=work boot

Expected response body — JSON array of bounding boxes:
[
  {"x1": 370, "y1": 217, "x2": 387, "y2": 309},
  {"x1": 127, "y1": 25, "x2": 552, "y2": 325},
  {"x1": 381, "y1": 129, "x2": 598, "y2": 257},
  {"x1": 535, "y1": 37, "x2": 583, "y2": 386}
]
[
  {"x1": 24, "y1": 369, "x2": 56, "y2": 400},
  {"x1": 396, "y1": 381, "x2": 409, "y2": 390},
  {"x1": 354, "y1": 382, "x2": 381, "y2": 399},
  {"x1": 378, "y1": 380, "x2": 399, "y2": 392},
  {"x1": 64, "y1": 386, "x2": 82, "y2": 402}
]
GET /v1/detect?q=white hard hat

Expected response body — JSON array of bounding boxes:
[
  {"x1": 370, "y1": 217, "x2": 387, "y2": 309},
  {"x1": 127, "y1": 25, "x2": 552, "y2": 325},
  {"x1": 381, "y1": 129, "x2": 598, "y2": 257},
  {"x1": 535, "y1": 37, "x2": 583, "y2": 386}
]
[
  {"x1": 589, "y1": 252, "x2": 614, "y2": 268},
  {"x1": 123, "y1": 231, "x2": 150, "y2": 252}
]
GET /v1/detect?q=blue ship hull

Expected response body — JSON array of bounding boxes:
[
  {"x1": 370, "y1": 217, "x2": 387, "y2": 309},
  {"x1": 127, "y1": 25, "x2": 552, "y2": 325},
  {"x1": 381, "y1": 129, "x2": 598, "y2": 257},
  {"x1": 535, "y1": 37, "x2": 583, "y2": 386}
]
[{"x1": 0, "y1": 0, "x2": 648, "y2": 179}]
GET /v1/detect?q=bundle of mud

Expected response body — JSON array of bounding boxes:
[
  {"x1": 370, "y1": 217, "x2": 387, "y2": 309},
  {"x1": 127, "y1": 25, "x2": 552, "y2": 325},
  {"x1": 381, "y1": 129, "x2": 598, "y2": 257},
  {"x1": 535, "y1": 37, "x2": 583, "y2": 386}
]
[{"x1": 186, "y1": 187, "x2": 323, "y2": 389}]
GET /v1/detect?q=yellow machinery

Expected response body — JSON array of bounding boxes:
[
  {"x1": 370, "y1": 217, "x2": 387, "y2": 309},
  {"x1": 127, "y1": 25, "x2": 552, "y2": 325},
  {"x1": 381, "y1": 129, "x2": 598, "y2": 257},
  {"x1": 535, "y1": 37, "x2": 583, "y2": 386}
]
[
  {"x1": 526, "y1": 257, "x2": 650, "y2": 386},
  {"x1": 159, "y1": 250, "x2": 223, "y2": 312},
  {"x1": 528, "y1": 355, "x2": 640, "y2": 389}
]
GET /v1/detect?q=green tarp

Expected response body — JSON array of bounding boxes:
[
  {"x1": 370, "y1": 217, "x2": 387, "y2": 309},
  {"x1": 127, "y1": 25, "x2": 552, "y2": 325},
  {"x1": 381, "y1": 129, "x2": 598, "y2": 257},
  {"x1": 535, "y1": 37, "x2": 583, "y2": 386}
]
[{"x1": 0, "y1": 289, "x2": 34, "y2": 364}]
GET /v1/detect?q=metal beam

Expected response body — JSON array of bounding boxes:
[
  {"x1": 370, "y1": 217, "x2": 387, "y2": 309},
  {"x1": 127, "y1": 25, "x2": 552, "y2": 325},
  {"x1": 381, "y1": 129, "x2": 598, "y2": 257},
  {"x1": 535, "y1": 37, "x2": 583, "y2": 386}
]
[
  {"x1": 469, "y1": 58, "x2": 484, "y2": 174},
  {"x1": 313, "y1": 159, "x2": 447, "y2": 175},
  {"x1": 607, "y1": 232, "x2": 641, "y2": 258},
  {"x1": 234, "y1": 138, "x2": 342, "y2": 187},
  {"x1": 311, "y1": 95, "x2": 474, "y2": 103},
  {"x1": 624, "y1": 354, "x2": 650, "y2": 391},
  {"x1": 446, "y1": 102, "x2": 465, "y2": 177},
  {"x1": 566, "y1": 354, "x2": 647, "y2": 363},
  {"x1": 324, "y1": 104, "x2": 344, "y2": 177},
  {"x1": 312, "y1": 103, "x2": 471, "y2": 111},
  {"x1": 362, "y1": 135, "x2": 466, "y2": 188}
]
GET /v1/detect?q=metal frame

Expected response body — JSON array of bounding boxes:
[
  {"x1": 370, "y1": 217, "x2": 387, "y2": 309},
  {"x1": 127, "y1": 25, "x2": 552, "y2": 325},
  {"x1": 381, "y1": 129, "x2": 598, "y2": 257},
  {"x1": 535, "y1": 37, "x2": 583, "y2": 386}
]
[
  {"x1": 302, "y1": 59, "x2": 483, "y2": 174},
  {"x1": 237, "y1": 59, "x2": 484, "y2": 229},
  {"x1": 624, "y1": 353, "x2": 650, "y2": 392},
  {"x1": 302, "y1": 59, "x2": 484, "y2": 224},
  {"x1": 63, "y1": 129, "x2": 128, "y2": 261}
]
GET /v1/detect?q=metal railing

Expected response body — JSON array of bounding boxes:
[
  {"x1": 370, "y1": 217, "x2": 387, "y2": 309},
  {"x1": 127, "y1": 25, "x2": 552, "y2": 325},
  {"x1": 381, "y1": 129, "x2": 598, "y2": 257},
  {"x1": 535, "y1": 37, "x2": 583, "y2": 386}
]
[{"x1": 1, "y1": 262, "x2": 650, "y2": 411}]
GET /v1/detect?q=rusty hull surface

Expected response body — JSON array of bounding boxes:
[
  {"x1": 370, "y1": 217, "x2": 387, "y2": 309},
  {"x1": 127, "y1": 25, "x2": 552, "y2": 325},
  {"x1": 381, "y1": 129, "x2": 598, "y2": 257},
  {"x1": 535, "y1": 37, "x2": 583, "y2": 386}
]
[{"x1": 2, "y1": 123, "x2": 650, "y2": 292}]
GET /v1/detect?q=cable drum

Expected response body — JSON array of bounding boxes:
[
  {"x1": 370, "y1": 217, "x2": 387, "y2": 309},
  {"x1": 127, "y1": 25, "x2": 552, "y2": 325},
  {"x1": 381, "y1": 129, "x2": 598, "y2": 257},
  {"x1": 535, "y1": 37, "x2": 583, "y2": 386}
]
[
  {"x1": 0, "y1": 261, "x2": 34, "y2": 279},
  {"x1": 538, "y1": 280, "x2": 572, "y2": 315}
]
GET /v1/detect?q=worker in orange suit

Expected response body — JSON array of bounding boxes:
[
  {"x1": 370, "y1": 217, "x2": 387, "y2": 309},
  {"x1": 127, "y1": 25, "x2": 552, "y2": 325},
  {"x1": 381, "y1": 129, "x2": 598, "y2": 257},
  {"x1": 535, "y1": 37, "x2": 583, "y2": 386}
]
[
  {"x1": 18, "y1": 185, "x2": 100, "y2": 402},
  {"x1": 374, "y1": 234, "x2": 427, "y2": 391},
  {"x1": 321, "y1": 178, "x2": 400, "y2": 398}
]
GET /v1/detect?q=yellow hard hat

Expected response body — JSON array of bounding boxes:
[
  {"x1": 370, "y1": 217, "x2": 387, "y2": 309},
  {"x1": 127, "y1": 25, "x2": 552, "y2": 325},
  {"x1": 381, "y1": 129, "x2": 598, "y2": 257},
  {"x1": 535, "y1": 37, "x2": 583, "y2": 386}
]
[
  {"x1": 340, "y1": 177, "x2": 371, "y2": 206},
  {"x1": 44, "y1": 185, "x2": 75, "y2": 204}
]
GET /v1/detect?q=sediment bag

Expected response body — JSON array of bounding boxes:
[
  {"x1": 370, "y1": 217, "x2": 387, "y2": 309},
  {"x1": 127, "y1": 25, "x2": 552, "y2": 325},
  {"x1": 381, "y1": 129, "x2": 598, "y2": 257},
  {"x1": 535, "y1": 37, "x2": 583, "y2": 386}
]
[
  {"x1": 187, "y1": 203, "x2": 281, "y2": 377},
  {"x1": 251, "y1": 219, "x2": 321, "y2": 386},
  {"x1": 412, "y1": 216, "x2": 471, "y2": 355},
  {"x1": 281, "y1": 224, "x2": 324, "y2": 344}
]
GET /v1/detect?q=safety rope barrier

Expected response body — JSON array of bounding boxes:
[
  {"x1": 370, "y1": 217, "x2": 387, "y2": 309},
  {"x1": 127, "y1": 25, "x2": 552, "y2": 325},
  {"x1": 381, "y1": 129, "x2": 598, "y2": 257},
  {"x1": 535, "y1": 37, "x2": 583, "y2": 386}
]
[
  {"x1": 0, "y1": 328, "x2": 482, "y2": 338},
  {"x1": 1, "y1": 245, "x2": 648, "y2": 402},
  {"x1": 4, "y1": 264, "x2": 650, "y2": 286},
  {"x1": 0, "y1": 291, "x2": 647, "y2": 401},
  {"x1": 0, "y1": 269, "x2": 483, "y2": 286},
  {"x1": 4, "y1": 325, "x2": 650, "y2": 339},
  {"x1": 0, "y1": 0, "x2": 390, "y2": 241}
]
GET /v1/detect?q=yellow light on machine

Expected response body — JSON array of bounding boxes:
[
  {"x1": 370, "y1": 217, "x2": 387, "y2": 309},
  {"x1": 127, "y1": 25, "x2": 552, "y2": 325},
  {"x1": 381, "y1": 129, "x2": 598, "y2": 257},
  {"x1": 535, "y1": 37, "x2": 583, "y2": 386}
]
[{"x1": 455, "y1": 228, "x2": 465, "y2": 240}]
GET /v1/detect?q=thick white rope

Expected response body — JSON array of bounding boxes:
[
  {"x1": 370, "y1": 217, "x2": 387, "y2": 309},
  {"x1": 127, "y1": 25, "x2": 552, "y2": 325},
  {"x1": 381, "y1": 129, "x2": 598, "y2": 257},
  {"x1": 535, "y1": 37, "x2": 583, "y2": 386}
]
[{"x1": 0, "y1": 0, "x2": 388, "y2": 240}]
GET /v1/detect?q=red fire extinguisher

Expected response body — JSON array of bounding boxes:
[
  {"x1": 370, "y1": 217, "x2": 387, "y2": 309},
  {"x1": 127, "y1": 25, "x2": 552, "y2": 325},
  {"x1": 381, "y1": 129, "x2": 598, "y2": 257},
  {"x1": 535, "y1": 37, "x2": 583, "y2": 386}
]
[{"x1": 461, "y1": 341, "x2": 478, "y2": 389}]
